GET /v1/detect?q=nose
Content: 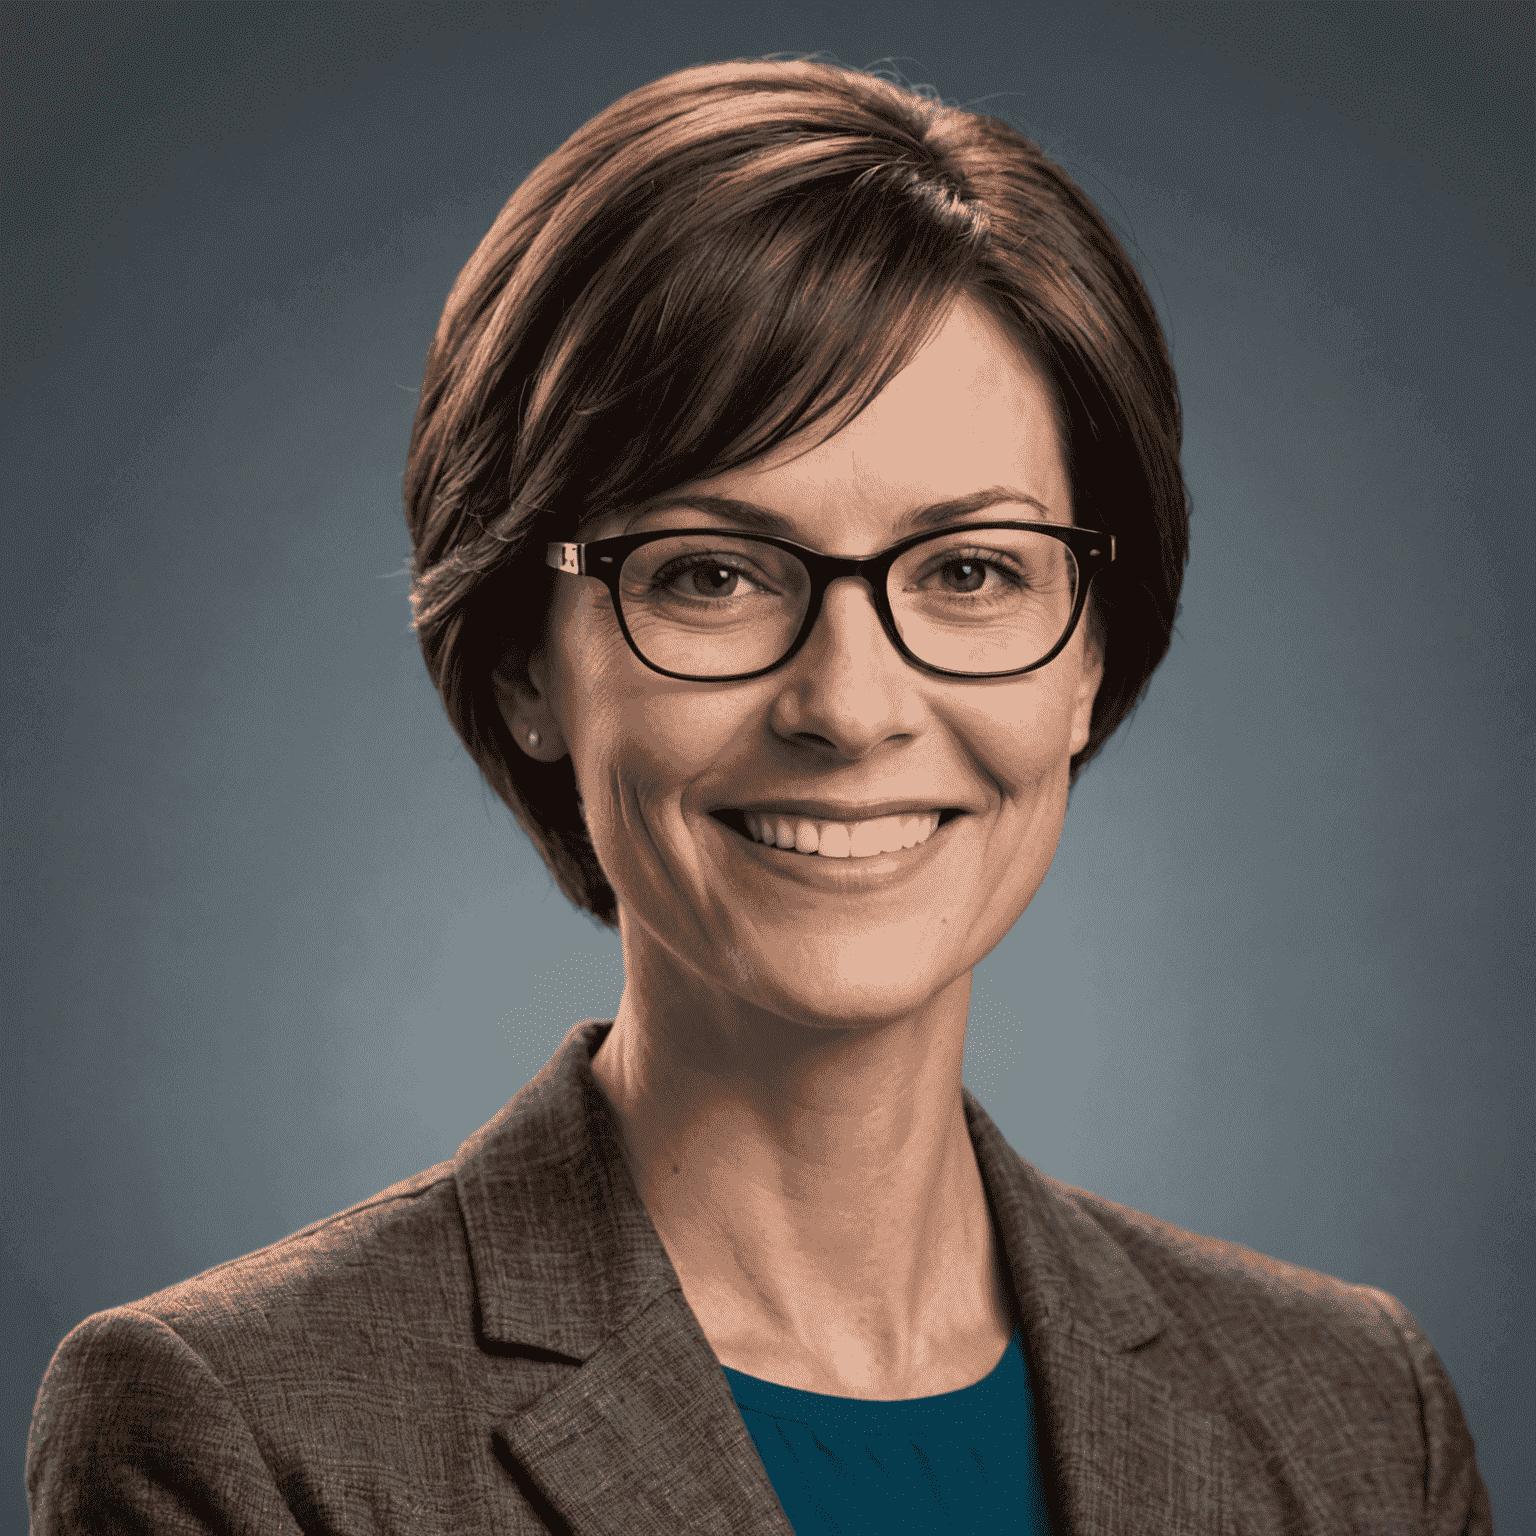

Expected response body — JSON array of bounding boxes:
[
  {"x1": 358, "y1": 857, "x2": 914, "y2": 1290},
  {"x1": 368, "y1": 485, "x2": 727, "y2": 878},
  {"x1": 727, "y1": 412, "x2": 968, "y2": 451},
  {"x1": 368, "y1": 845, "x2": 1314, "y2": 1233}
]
[{"x1": 768, "y1": 576, "x2": 924, "y2": 758}]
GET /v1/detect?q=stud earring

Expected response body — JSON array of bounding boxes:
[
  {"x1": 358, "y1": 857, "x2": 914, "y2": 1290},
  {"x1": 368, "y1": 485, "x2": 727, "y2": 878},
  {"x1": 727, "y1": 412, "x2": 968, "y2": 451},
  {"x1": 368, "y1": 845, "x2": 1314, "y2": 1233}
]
[{"x1": 527, "y1": 729, "x2": 541, "y2": 747}]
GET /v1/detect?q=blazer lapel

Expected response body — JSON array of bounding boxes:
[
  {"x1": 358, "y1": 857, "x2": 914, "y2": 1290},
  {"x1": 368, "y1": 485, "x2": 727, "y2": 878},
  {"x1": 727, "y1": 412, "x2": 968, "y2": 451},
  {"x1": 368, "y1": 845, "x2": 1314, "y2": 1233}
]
[
  {"x1": 499, "y1": 1289, "x2": 794, "y2": 1535},
  {"x1": 965, "y1": 1092, "x2": 1234, "y2": 1536},
  {"x1": 1027, "y1": 1325, "x2": 1232, "y2": 1534},
  {"x1": 454, "y1": 1020, "x2": 793, "y2": 1535}
]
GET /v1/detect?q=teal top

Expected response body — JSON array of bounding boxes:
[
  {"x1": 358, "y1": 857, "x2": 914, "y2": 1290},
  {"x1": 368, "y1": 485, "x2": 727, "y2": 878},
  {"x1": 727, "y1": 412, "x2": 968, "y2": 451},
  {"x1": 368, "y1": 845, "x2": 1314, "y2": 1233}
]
[{"x1": 722, "y1": 1325, "x2": 1055, "y2": 1534}]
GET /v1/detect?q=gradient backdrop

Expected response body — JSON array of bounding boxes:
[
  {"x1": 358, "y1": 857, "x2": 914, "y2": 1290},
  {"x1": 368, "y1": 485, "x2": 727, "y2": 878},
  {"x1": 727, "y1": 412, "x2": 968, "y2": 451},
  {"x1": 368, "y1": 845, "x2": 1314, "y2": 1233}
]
[{"x1": 5, "y1": 3, "x2": 1531, "y2": 1530}]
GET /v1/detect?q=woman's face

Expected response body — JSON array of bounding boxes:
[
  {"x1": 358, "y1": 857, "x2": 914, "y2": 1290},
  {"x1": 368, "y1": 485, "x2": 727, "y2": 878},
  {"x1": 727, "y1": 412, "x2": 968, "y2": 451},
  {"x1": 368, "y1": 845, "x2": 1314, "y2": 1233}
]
[{"x1": 503, "y1": 295, "x2": 1103, "y2": 1029}]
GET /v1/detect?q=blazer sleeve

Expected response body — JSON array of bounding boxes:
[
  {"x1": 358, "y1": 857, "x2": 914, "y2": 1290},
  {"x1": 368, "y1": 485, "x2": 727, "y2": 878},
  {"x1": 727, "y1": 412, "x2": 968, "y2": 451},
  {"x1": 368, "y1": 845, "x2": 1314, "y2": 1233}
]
[
  {"x1": 27, "y1": 1306, "x2": 305, "y2": 1536},
  {"x1": 1359, "y1": 1286, "x2": 1493, "y2": 1536}
]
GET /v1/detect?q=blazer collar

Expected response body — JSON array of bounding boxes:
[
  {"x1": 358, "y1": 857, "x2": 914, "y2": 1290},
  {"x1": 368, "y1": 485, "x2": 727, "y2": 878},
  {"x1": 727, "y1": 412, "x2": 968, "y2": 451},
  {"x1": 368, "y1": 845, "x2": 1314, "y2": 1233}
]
[
  {"x1": 453, "y1": 1019, "x2": 672, "y2": 1359},
  {"x1": 454, "y1": 1019, "x2": 1231, "y2": 1534},
  {"x1": 963, "y1": 1088, "x2": 1234, "y2": 1532}
]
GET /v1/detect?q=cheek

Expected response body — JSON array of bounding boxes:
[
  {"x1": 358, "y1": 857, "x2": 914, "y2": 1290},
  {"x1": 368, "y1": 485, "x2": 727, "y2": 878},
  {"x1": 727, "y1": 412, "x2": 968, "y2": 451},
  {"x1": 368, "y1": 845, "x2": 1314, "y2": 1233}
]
[
  {"x1": 951, "y1": 678, "x2": 1077, "y2": 944},
  {"x1": 952, "y1": 671, "x2": 1079, "y2": 798},
  {"x1": 554, "y1": 612, "x2": 751, "y2": 840}
]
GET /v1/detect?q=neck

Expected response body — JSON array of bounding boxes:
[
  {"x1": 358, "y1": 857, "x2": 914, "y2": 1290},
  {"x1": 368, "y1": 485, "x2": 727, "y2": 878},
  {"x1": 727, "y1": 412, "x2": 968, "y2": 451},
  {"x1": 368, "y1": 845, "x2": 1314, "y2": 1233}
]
[{"x1": 589, "y1": 921, "x2": 1008, "y2": 1395}]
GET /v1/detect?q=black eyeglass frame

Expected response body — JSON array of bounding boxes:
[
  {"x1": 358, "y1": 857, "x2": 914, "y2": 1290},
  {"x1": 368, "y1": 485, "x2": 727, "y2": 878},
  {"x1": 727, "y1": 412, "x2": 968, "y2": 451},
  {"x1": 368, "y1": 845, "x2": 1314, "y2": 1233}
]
[{"x1": 545, "y1": 521, "x2": 1116, "y2": 682}]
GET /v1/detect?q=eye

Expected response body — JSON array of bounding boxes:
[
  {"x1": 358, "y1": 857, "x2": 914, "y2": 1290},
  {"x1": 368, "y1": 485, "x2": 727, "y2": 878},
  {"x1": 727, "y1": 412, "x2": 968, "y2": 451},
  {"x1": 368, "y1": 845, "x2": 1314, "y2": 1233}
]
[
  {"x1": 940, "y1": 559, "x2": 985, "y2": 594},
  {"x1": 682, "y1": 563, "x2": 745, "y2": 598},
  {"x1": 653, "y1": 555, "x2": 771, "y2": 600},
  {"x1": 917, "y1": 551, "x2": 1024, "y2": 595}
]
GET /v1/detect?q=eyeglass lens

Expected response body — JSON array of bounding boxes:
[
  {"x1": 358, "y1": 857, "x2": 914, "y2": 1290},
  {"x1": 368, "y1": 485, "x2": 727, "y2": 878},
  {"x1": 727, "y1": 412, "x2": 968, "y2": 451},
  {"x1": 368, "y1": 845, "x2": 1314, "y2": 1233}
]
[{"x1": 616, "y1": 529, "x2": 1080, "y2": 678}]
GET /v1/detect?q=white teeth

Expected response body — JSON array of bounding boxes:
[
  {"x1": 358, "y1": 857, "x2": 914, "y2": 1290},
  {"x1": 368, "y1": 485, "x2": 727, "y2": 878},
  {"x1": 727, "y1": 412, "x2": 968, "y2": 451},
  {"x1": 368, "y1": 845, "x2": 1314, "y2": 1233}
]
[
  {"x1": 847, "y1": 821, "x2": 884, "y2": 858},
  {"x1": 740, "y1": 811, "x2": 943, "y2": 858},
  {"x1": 819, "y1": 822, "x2": 852, "y2": 859}
]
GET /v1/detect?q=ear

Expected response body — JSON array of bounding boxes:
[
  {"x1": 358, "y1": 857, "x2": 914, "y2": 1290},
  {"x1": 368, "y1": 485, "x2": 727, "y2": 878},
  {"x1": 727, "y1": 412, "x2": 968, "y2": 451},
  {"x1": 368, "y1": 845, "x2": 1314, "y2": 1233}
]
[
  {"x1": 1068, "y1": 626, "x2": 1105, "y2": 759},
  {"x1": 491, "y1": 646, "x2": 567, "y2": 762}
]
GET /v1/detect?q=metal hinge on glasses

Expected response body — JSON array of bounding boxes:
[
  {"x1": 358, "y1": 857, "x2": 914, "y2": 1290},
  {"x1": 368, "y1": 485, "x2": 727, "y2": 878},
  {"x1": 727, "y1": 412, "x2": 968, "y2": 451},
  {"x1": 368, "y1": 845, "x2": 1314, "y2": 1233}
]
[{"x1": 547, "y1": 543, "x2": 582, "y2": 575}]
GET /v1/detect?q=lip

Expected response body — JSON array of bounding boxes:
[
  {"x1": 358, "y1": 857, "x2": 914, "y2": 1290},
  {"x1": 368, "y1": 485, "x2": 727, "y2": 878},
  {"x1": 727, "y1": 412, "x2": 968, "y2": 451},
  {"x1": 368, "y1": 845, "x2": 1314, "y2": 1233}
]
[
  {"x1": 712, "y1": 798, "x2": 965, "y2": 822},
  {"x1": 706, "y1": 806, "x2": 966, "y2": 891}
]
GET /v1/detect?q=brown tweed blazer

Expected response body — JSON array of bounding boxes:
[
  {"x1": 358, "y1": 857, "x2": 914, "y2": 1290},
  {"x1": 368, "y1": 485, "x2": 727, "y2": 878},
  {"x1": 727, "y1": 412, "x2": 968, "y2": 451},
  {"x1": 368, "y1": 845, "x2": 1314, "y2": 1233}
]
[{"x1": 29, "y1": 1018, "x2": 1491, "y2": 1534}]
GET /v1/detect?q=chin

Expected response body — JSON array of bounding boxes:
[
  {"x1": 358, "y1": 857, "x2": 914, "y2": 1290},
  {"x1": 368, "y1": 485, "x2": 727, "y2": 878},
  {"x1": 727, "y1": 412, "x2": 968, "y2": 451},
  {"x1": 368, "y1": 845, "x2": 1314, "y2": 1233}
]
[{"x1": 718, "y1": 928, "x2": 974, "y2": 1032}]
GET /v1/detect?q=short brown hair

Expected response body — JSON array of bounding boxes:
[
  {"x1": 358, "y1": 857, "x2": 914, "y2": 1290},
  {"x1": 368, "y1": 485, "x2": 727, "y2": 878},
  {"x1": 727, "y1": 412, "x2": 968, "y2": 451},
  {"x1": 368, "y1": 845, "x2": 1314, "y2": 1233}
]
[{"x1": 404, "y1": 57, "x2": 1190, "y2": 927}]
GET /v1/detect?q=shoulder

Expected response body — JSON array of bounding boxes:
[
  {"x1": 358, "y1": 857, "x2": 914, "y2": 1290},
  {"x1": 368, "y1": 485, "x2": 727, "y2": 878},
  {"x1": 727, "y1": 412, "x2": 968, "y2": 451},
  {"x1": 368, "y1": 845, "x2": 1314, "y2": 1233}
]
[
  {"x1": 969, "y1": 1092, "x2": 1413, "y2": 1367},
  {"x1": 1034, "y1": 1173, "x2": 1491, "y2": 1532},
  {"x1": 46, "y1": 1156, "x2": 467, "y2": 1382},
  {"x1": 1042, "y1": 1170, "x2": 1443, "y2": 1394},
  {"x1": 29, "y1": 1161, "x2": 474, "y2": 1530},
  {"x1": 125, "y1": 1157, "x2": 463, "y2": 1344},
  {"x1": 37, "y1": 1155, "x2": 460, "y2": 1388},
  {"x1": 1050, "y1": 1173, "x2": 1402, "y2": 1343}
]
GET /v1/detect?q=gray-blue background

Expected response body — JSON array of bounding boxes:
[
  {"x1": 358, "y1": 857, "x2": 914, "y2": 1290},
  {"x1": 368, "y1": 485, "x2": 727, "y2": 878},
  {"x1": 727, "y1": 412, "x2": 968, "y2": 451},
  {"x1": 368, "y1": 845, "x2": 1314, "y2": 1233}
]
[{"x1": 5, "y1": 3, "x2": 1531, "y2": 1529}]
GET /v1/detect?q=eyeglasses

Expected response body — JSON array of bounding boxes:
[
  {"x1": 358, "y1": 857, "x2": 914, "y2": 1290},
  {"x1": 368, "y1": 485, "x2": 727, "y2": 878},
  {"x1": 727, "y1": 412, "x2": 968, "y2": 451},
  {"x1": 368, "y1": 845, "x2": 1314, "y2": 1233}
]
[{"x1": 545, "y1": 521, "x2": 1114, "y2": 682}]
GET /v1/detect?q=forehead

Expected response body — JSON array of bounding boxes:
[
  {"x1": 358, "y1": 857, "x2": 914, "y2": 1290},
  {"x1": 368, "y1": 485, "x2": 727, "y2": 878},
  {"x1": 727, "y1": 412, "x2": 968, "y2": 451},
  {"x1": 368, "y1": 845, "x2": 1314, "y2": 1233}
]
[{"x1": 673, "y1": 295, "x2": 1070, "y2": 544}]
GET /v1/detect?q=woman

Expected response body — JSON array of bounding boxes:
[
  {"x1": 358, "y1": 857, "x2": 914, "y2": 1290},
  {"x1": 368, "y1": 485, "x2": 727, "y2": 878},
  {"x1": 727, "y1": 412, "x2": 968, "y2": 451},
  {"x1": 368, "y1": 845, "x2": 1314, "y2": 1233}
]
[{"x1": 29, "y1": 57, "x2": 1489, "y2": 1535}]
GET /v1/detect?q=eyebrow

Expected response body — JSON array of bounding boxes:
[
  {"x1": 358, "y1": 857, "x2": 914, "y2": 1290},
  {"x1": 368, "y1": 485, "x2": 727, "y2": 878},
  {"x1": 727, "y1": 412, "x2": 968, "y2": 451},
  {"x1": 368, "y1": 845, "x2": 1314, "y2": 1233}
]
[{"x1": 620, "y1": 485, "x2": 1058, "y2": 537}]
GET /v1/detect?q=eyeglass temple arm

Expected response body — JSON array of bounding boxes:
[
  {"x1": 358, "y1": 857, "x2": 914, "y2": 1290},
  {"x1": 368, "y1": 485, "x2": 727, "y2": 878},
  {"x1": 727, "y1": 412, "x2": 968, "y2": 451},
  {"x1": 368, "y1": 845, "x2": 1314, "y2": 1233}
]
[{"x1": 547, "y1": 532, "x2": 1114, "y2": 577}]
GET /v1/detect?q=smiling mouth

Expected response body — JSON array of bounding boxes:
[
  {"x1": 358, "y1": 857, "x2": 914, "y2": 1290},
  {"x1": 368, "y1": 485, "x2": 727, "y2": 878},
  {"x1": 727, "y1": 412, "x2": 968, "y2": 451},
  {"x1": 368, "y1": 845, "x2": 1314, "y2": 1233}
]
[{"x1": 711, "y1": 807, "x2": 964, "y2": 859}]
